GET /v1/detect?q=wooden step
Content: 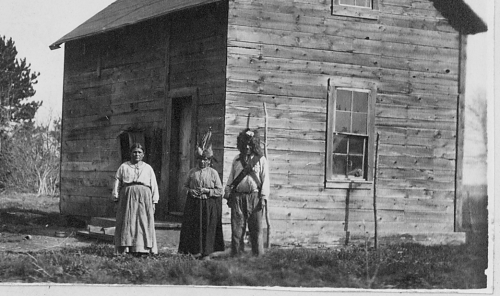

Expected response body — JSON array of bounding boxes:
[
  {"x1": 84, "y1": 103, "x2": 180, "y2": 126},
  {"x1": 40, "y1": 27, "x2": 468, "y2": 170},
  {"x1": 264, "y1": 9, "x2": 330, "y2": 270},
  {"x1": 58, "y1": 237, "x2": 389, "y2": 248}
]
[{"x1": 90, "y1": 217, "x2": 181, "y2": 230}]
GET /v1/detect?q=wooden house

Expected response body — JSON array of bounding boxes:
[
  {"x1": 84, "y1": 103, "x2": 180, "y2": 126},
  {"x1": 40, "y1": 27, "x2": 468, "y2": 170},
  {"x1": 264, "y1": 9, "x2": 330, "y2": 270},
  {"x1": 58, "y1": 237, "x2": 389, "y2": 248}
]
[{"x1": 50, "y1": 0, "x2": 486, "y2": 246}]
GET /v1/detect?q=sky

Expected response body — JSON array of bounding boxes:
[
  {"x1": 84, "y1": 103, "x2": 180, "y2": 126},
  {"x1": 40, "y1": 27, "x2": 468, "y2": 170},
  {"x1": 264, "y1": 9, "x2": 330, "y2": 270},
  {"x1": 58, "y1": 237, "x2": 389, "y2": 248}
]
[
  {"x1": 0, "y1": 0, "x2": 116, "y2": 124},
  {"x1": 0, "y1": 0, "x2": 494, "y2": 185}
]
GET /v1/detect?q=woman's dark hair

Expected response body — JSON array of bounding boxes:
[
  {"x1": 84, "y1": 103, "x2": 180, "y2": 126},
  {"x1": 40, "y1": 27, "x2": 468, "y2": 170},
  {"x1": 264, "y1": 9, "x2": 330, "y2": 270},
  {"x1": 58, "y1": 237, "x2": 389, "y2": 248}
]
[
  {"x1": 236, "y1": 128, "x2": 263, "y2": 157},
  {"x1": 130, "y1": 143, "x2": 145, "y2": 153}
]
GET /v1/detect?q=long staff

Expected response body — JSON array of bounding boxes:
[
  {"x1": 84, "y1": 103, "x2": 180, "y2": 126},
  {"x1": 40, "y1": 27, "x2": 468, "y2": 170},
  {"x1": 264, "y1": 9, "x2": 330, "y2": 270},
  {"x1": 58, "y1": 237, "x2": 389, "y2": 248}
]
[
  {"x1": 263, "y1": 103, "x2": 271, "y2": 248},
  {"x1": 199, "y1": 196, "x2": 203, "y2": 256},
  {"x1": 373, "y1": 132, "x2": 381, "y2": 249}
]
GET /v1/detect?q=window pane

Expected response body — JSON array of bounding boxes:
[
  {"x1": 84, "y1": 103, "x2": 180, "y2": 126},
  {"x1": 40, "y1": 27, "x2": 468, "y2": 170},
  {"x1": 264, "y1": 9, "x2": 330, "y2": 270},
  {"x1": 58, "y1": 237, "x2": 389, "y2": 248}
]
[
  {"x1": 349, "y1": 136, "x2": 366, "y2": 154},
  {"x1": 336, "y1": 89, "x2": 352, "y2": 111},
  {"x1": 348, "y1": 155, "x2": 364, "y2": 178},
  {"x1": 332, "y1": 154, "x2": 347, "y2": 176},
  {"x1": 352, "y1": 91, "x2": 368, "y2": 112},
  {"x1": 340, "y1": 0, "x2": 356, "y2": 6},
  {"x1": 355, "y1": 0, "x2": 371, "y2": 8},
  {"x1": 335, "y1": 111, "x2": 351, "y2": 133},
  {"x1": 352, "y1": 113, "x2": 367, "y2": 134},
  {"x1": 332, "y1": 134, "x2": 348, "y2": 153}
]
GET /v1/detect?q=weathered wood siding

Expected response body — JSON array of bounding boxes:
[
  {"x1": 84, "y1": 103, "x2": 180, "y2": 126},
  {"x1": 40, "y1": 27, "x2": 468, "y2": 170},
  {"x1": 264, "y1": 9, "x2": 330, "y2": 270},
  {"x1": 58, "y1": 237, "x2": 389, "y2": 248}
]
[
  {"x1": 61, "y1": 17, "x2": 168, "y2": 217},
  {"x1": 169, "y1": 2, "x2": 228, "y2": 174},
  {"x1": 224, "y1": 0, "x2": 460, "y2": 244},
  {"x1": 60, "y1": 2, "x2": 228, "y2": 218}
]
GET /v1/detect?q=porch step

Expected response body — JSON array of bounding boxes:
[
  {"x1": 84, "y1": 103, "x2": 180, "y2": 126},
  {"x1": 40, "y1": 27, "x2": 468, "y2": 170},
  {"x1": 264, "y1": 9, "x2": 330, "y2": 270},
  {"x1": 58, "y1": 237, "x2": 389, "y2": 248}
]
[
  {"x1": 90, "y1": 216, "x2": 182, "y2": 230},
  {"x1": 76, "y1": 216, "x2": 182, "y2": 242}
]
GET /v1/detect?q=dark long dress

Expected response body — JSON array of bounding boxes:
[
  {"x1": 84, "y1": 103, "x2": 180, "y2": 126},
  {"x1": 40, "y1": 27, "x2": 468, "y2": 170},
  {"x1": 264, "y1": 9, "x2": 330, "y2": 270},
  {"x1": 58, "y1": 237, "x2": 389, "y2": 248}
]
[{"x1": 178, "y1": 166, "x2": 225, "y2": 256}]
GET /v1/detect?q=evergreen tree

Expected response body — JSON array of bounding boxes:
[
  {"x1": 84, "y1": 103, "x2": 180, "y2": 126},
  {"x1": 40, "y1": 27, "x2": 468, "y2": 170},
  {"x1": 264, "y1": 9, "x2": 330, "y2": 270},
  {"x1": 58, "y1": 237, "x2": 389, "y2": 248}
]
[{"x1": 0, "y1": 35, "x2": 41, "y2": 129}]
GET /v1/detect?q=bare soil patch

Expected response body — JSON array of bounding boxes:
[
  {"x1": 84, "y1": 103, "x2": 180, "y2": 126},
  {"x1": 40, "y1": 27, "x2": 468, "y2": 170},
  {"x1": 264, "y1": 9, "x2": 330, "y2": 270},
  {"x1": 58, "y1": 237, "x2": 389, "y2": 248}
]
[{"x1": 0, "y1": 193, "x2": 181, "y2": 253}]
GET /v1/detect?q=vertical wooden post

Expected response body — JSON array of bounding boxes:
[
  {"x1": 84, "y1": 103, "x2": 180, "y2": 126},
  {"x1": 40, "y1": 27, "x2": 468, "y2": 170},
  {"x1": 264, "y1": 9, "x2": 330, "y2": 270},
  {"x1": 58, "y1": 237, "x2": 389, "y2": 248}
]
[
  {"x1": 455, "y1": 33, "x2": 467, "y2": 232},
  {"x1": 344, "y1": 181, "x2": 352, "y2": 245},
  {"x1": 263, "y1": 103, "x2": 271, "y2": 248},
  {"x1": 373, "y1": 132, "x2": 380, "y2": 249}
]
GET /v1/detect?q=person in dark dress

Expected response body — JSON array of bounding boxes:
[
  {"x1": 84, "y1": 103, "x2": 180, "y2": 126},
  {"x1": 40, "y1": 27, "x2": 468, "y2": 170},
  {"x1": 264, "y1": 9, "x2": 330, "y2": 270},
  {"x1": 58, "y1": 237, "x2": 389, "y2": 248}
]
[{"x1": 178, "y1": 130, "x2": 224, "y2": 260}]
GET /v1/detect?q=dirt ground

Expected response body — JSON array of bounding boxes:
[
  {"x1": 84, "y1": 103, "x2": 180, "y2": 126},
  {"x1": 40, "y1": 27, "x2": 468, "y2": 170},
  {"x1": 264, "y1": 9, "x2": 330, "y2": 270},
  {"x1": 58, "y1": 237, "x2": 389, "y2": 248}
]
[
  {"x1": 0, "y1": 227, "x2": 181, "y2": 253},
  {"x1": 0, "y1": 194, "x2": 181, "y2": 253}
]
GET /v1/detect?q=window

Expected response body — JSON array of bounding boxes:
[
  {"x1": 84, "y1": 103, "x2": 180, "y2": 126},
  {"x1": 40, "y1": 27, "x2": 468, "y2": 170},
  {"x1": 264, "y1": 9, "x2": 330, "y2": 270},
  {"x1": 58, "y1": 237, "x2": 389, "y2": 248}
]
[
  {"x1": 331, "y1": 0, "x2": 379, "y2": 20},
  {"x1": 326, "y1": 80, "x2": 376, "y2": 189},
  {"x1": 338, "y1": 0, "x2": 372, "y2": 9}
]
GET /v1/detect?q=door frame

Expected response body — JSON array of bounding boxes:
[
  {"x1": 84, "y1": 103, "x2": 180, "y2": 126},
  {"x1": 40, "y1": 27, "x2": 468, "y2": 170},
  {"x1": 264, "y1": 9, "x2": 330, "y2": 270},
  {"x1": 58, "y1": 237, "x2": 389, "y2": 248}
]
[{"x1": 160, "y1": 87, "x2": 199, "y2": 217}]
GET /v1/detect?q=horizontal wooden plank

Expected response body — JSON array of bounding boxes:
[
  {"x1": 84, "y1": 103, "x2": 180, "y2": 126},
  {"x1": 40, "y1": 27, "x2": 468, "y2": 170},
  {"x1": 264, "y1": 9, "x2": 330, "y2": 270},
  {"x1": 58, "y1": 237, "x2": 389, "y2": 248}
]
[
  {"x1": 377, "y1": 143, "x2": 455, "y2": 159},
  {"x1": 377, "y1": 93, "x2": 457, "y2": 109},
  {"x1": 379, "y1": 155, "x2": 455, "y2": 170},
  {"x1": 274, "y1": 195, "x2": 453, "y2": 213},
  {"x1": 229, "y1": 4, "x2": 458, "y2": 49},
  {"x1": 376, "y1": 125, "x2": 456, "y2": 140},
  {"x1": 225, "y1": 111, "x2": 326, "y2": 132},
  {"x1": 226, "y1": 92, "x2": 326, "y2": 113},
  {"x1": 61, "y1": 184, "x2": 112, "y2": 198},
  {"x1": 60, "y1": 170, "x2": 115, "y2": 180},
  {"x1": 378, "y1": 132, "x2": 456, "y2": 149},
  {"x1": 64, "y1": 109, "x2": 164, "y2": 130},
  {"x1": 375, "y1": 116, "x2": 456, "y2": 131},
  {"x1": 227, "y1": 65, "x2": 413, "y2": 95},
  {"x1": 62, "y1": 150, "x2": 119, "y2": 163},
  {"x1": 377, "y1": 167, "x2": 455, "y2": 182},
  {"x1": 376, "y1": 177, "x2": 455, "y2": 191},
  {"x1": 376, "y1": 103, "x2": 456, "y2": 121},
  {"x1": 228, "y1": 41, "x2": 458, "y2": 76},
  {"x1": 227, "y1": 53, "x2": 458, "y2": 87},
  {"x1": 223, "y1": 204, "x2": 452, "y2": 226},
  {"x1": 226, "y1": 100, "x2": 326, "y2": 123},
  {"x1": 227, "y1": 24, "x2": 458, "y2": 63}
]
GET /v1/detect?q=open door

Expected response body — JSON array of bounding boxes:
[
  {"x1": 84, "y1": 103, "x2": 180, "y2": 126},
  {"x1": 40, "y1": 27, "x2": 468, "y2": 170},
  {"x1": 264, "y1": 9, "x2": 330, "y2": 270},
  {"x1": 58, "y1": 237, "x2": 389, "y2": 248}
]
[{"x1": 160, "y1": 87, "x2": 198, "y2": 217}]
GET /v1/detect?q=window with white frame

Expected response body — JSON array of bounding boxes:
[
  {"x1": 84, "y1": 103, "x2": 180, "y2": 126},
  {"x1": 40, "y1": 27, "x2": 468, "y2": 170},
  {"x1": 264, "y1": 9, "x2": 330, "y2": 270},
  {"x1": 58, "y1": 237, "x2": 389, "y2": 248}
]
[
  {"x1": 326, "y1": 80, "x2": 375, "y2": 189},
  {"x1": 338, "y1": 0, "x2": 372, "y2": 9},
  {"x1": 331, "y1": 0, "x2": 379, "y2": 20}
]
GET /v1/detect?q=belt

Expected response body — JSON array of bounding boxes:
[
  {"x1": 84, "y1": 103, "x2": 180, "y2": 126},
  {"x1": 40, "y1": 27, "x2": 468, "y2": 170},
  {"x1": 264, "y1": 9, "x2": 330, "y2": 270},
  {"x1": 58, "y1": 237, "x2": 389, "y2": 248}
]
[{"x1": 123, "y1": 182, "x2": 145, "y2": 187}]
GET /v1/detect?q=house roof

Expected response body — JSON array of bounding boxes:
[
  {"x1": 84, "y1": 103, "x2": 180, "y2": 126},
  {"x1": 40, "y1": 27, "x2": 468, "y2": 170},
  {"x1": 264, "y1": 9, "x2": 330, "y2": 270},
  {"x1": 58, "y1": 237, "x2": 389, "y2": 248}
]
[
  {"x1": 50, "y1": 0, "x2": 487, "y2": 50},
  {"x1": 49, "y1": 0, "x2": 221, "y2": 50},
  {"x1": 431, "y1": 0, "x2": 487, "y2": 35}
]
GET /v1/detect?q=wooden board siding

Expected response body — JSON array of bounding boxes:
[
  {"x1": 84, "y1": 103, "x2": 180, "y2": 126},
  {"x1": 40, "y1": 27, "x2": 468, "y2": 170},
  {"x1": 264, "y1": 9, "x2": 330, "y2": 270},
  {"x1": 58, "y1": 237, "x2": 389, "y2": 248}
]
[
  {"x1": 224, "y1": 0, "x2": 460, "y2": 243},
  {"x1": 60, "y1": 2, "x2": 228, "y2": 218},
  {"x1": 168, "y1": 2, "x2": 228, "y2": 177},
  {"x1": 61, "y1": 17, "x2": 168, "y2": 217}
]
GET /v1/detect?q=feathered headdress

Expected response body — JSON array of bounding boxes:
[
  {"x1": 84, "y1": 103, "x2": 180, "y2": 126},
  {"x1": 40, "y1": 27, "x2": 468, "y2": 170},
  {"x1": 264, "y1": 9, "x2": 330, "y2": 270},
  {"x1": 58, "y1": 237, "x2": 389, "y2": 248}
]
[
  {"x1": 195, "y1": 128, "x2": 214, "y2": 159},
  {"x1": 237, "y1": 128, "x2": 263, "y2": 157}
]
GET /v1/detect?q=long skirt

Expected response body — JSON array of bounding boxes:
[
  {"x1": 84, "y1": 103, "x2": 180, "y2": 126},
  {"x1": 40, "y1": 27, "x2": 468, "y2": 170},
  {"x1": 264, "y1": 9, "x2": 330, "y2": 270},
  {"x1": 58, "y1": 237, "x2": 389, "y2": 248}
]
[
  {"x1": 178, "y1": 195, "x2": 225, "y2": 256},
  {"x1": 115, "y1": 184, "x2": 158, "y2": 254}
]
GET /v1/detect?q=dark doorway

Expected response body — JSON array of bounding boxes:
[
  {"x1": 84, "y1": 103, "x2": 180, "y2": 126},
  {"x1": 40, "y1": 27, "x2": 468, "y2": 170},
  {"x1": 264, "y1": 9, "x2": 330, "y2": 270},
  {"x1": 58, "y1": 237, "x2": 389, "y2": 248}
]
[{"x1": 168, "y1": 95, "x2": 195, "y2": 215}]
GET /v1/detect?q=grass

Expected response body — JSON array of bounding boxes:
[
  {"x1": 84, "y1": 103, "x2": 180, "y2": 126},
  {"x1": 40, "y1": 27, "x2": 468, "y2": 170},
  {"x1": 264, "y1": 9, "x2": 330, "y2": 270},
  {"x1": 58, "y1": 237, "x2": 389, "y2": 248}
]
[
  {"x1": 0, "y1": 193, "x2": 489, "y2": 288},
  {"x1": 0, "y1": 243, "x2": 487, "y2": 288}
]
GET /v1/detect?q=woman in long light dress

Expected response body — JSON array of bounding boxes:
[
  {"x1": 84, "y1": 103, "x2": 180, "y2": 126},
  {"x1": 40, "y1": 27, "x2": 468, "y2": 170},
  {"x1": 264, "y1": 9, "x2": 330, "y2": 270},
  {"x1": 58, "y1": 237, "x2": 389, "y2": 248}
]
[{"x1": 112, "y1": 143, "x2": 158, "y2": 255}]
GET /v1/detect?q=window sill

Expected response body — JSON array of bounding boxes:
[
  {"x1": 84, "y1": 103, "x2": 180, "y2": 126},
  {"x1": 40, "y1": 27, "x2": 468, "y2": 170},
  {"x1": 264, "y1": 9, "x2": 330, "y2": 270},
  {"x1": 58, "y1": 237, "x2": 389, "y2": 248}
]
[
  {"x1": 325, "y1": 180, "x2": 373, "y2": 190},
  {"x1": 331, "y1": 5, "x2": 379, "y2": 20}
]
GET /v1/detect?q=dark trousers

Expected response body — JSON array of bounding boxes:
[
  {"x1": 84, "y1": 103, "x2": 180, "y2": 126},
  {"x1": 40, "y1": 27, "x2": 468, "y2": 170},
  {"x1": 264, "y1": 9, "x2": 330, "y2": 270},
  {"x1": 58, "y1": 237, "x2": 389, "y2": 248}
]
[{"x1": 230, "y1": 192, "x2": 264, "y2": 256}]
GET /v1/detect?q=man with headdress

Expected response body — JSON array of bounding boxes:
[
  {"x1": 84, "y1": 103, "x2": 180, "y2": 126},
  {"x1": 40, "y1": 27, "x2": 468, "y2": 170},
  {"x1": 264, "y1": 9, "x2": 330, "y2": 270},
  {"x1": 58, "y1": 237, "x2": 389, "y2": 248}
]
[
  {"x1": 225, "y1": 128, "x2": 270, "y2": 256},
  {"x1": 178, "y1": 129, "x2": 225, "y2": 260}
]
